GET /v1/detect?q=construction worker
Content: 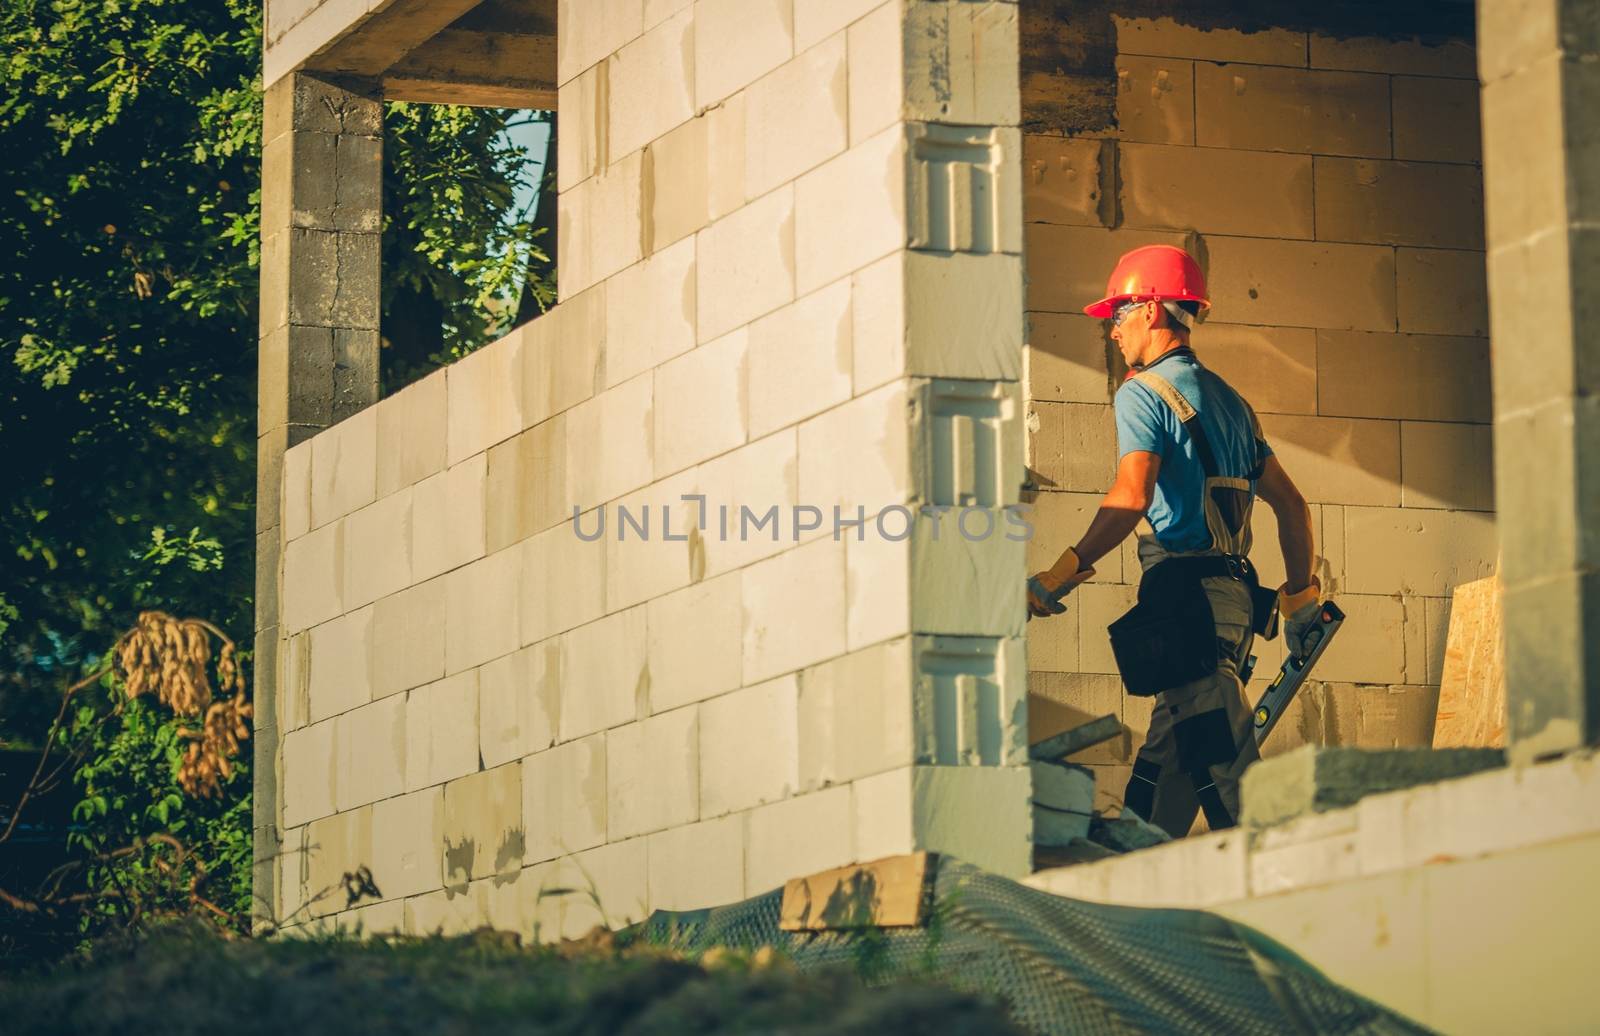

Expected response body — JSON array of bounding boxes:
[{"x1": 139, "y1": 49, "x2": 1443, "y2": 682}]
[{"x1": 1026, "y1": 244, "x2": 1322, "y2": 838}]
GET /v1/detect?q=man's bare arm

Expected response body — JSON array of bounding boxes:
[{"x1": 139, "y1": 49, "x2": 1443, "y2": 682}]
[
  {"x1": 1254, "y1": 454, "x2": 1315, "y2": 591},
  {"x1": 1043, "y1": 451, "x2": 1160, "y2": 583}
]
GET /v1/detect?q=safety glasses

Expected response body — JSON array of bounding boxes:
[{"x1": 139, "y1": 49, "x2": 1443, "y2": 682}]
[{"x1": 1111, "y1": 300, "x2": 1145, "y2": 326}]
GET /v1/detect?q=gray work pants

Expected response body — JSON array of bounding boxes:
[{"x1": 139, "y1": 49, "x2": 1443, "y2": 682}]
[{"x1": 1123, "y1": 540, "x2": 1262, "y2": 837}]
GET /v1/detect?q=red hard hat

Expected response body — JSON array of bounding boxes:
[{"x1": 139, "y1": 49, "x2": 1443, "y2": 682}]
[{"x1": 1084, "y1": 244, "x2": 1210, "y2": 319}]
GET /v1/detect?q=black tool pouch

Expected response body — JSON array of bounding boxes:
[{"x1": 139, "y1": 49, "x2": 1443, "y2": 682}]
[
  {"x1": 1250, "y1": 581, "x2": 1280, "y2": 640},
  {"x1": 1107, "y1": 563, "x2": 1219, "y2": 698}
]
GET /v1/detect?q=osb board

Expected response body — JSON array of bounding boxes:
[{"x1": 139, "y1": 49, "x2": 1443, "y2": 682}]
[
  {"x1": 779, "y1": 853, "x2": 932, "y2": 932},
  {"x1": 1433, "y1": 574, "x2": 1506, "y2": 749}
]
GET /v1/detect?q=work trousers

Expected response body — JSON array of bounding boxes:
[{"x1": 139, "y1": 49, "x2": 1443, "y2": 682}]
[{"x1": 1123, "y1": 541, "x2": 1262, "y2": 838}]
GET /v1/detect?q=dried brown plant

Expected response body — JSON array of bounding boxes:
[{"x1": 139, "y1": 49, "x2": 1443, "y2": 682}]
[{"x1": 113, "y1": 611, "x2": 253, "y2": 797}]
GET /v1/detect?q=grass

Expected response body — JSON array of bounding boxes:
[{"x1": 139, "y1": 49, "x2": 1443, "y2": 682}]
[{"x1": 0, "y1": 922, "x2": 1025, "y2": 1035}]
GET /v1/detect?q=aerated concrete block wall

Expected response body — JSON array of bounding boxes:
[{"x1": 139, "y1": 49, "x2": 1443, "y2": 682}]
[
  {"x1": 272, "y1": 0, "x2": 1037, "y2": 938},
  {"x1": 1018, "y1": 7, "x2": 1497, "y2": 814}
]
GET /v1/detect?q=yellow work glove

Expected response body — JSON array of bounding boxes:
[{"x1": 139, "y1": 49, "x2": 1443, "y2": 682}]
[
  {"x1": 1279, "y1": 578, "x2": 1323, "y2": 662},
  {"x1": 1028, "y1": 548, "x2": 1096, "y2": 619}
]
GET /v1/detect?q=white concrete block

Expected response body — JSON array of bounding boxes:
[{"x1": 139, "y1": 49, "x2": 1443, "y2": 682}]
[
  {"x1": 307, "y1": 605, "x2": 373, "y2": 723},
  {"x1": 644, "y1": 0, "x2": 691, "y2": 29},
  {"x1": 522, "y1": 733, "x2": 608, "y2": 863},
  {"x1": 559, "y1": 605, "x2": 648, "y2": 740},
  {"x1": 564, "y1": 371, "x2": 654, "y2": 507},
  {"x1": 280, "y1": 631, "x2": 310, "y2": 732},
  {"x1": 485, "y1": 415, "x2": 570, "y2": 551},
  {"x1": 404, "y1": 670, "x2": 479, "y2": 792},
  {"x1": 282, "y1": 518, "x2": 343, "y2": 633},
  {"x1": 520, "y1": 516, "x2": 606, "y2": 646},
  {"x1": 1031, "y1": 761, "x2": 1094, "y2": 845},
  {"x1": 746, "y1": 785, "x2": 854, "y2": 893},
  {"x1": 559, "y1": 150, "x2": 644, "y2": 296},
  {"x1": 284, "y1": 440, "x2": 313, "y2": 540},
  {"x1": 443, "y1": 546, "x2": 521, "y2": 675},
  {"x1": 335, "y1": 693, "x2": 406, "y2": 811},
  {"x1": 604, "y1": 237, "x2": 696, "y2": 388},
  {"x1": 700, "y1": 676, "x2": 799, "y2": 816},
  {"x1": 682, "y1": 427, "x2": 801, "y2": 578},
  {"x1": 695, "y1": 185, "x2": 796, "y2": 343},
  {"x1": 795, "y1": 124, "x2": 906, "y2": 295},
  {"x1": 909, "y1": 509, "x2": 1028, "y2": 636},
  {"x1": 694, "y1": 0, "x2": 793, "y2": 107},
  {"x1": 523, "y1": 282, "x2": 604, "y2": 425},
  {"x1": 608, "y1": 7, "x2": 694, "y2": 159},
  {"x1": 797, "y1": 0, "x2": 884, "y2": 52},
  {"x1": 654, "y1": 325, "x2": 749, "y2": 476},
  {"x1": 282, "y1": 718, "x2": 337, "y2": 828},
  {"x1": 607, "y1": 705, "x2": 700, "y2": 838},
  {"x1": 411, "y1": 455, "x2": 486, "y2": 583},
  {"x1": 558, "y1": 0, "x2": 644, "y2": 85},
  {"x1": 798, "y1": 638, "x2": 914, "y2": 789},
  {"x1": 911, "y1": 635, "x2": 1027, "y2": 767},
  {"x1": 342, "y1": 488, "x2": 412, "y2": 609},
  {"x1": 745, "y1": 34, "x2": 848, "y2": 198},
  {"x1": 647, "y1": 571, "x2": 743, "y2": 713},
  {"x1": 742, "y1": 536, "x2": 848, "y2": 683},
  {"x1": 445, "y1": 330, "x2": 524, "y2": 466},
  {"x1": 403, "y1": 885, "x2": 483, "y2": 937},
  {"x1": 647, "y1": 814, "x2": 745, "y2": 910},
  {"x1": 371, "y1": 786, "x2": 443, "y2": 900},
  {"x1": 851, "y1": 251, "x2": 907, "y2": 394},
  {"x1": 478, "y1": 641, "x2": 562, "y2": 769},
  {"x1": 748, "y1": 279, "x2": 854, "y2": 438},
  {"x1": 371, "y1": 577, "x2": 447, "y2": 699},
  {"x1": 851, "y1": 766, "x2": 916, "y2": 862},
  {"x1": 797, "y1": 379, "x2": 914, "y2": 521},
  {"x1": 557, "y1": 61, "x2": 604, "y2": 192},
  {"x1": 310, "y1": 406, "x2": 377, "y2": 529},
  {"x1": 442, "y1": 762, "x2": 523, "y2": 884},
  {"x1": 845, "y1": 532, "x2": 912, "y2": 651},
  {"x1": 912, "y1": 765, "x2": 1031, "y2": 876},
  {"x1": 303, "y1": 806, "x2": 373, "y2": 918},
  {"x1": 603, "y1": 467, "x2": 699, "y2": 613},
  {"x1": 376, "y1": 368, "x2": 447, "y2": 496},
  {"x1": 904, "y1": 252, "x2": 1023, "y2": 379},
  {"x1": 530, "y1": 838, "x2": 649, "y2": 938},
  {"x1": 905, "y1": 0, "x2": 1020, "y2": 126},
  {"x1": 847, "y1": 1, "x2": 903, "y2": 147}
]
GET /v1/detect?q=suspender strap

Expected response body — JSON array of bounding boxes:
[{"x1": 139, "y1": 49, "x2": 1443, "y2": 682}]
[{"x1": 1131, "y1": 369, "x2": 1222, "y2": 478}]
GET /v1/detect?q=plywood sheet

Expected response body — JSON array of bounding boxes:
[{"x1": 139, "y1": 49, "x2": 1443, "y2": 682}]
[
  {"x1": 1432, "y1": 574, "x2": 1506, "y2": 748},
  {"x1": 779, "y1": 853, "x2": 932, "y2": 932}
]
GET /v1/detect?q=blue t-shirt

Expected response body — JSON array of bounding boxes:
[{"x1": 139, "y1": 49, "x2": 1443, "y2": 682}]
[{"x1": 1113, "y1": 350, "x2": 1272, "y2": 553}]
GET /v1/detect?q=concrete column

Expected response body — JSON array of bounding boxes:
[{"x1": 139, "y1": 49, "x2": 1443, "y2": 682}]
[
  {"x1": 255, "y1": 73, "x2": 382, "y2": 924},
  {"x1": 1479, "y1": 1, "x2": 1600, "y2": 763}
]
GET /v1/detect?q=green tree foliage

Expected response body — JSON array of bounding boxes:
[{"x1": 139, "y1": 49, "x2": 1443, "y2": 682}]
[
  {"x1": 0, "y1": 0, "x2": 550, "y2": 941},
  {"x1": 64, "y1": 680, "x2": 253, "y2": 932},
  {"x1": 0, "y1": 0, "x2": 550, "y2": 736}
]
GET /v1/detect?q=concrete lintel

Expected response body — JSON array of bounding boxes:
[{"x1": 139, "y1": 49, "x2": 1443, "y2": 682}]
[{"x1": 1241, "y1": 745, "x2": 1505, "y2": 829}]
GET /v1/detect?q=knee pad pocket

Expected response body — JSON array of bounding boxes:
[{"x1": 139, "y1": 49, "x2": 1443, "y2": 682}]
[{"x1": 1173, "y1": 708, "x2": 1236, "y2": 772}]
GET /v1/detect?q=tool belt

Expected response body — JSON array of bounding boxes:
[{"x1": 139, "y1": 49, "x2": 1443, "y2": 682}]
[
  {"x1": 1108, "y1": 554, "x2": 1278, "y2": 698},
  {"x1": 1107, "y1": 361, "x2": 1279, "y2": 698}
]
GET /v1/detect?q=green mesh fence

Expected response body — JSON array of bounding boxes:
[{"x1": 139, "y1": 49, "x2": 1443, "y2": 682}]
[{"x1": 626, "y1": 858, "x2": 1431, "y2": 1036}]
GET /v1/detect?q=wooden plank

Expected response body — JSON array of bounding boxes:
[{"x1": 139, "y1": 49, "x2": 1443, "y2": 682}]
[
  {"x1": 382, "y1": 29, "x2": 556, "y2": 108},
  {"x1": 383, "y1": 77, "x2": 556, "y2": 108},
  {"x1": 779, "y1": 853, "x2": 933, "y2": 932},
  {"x1": 1432, "y1": 573, "x2": 1506, "y2": 748},
  {"x1": 1029, "y1": 713, "x2": 1120, "y2": 761},
  {"x1": 449, "y1": 0, "x2": 556, "y2": 35},
  {"x1": 307, "y1": 0, "x2": 485, "y2": 77}
]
